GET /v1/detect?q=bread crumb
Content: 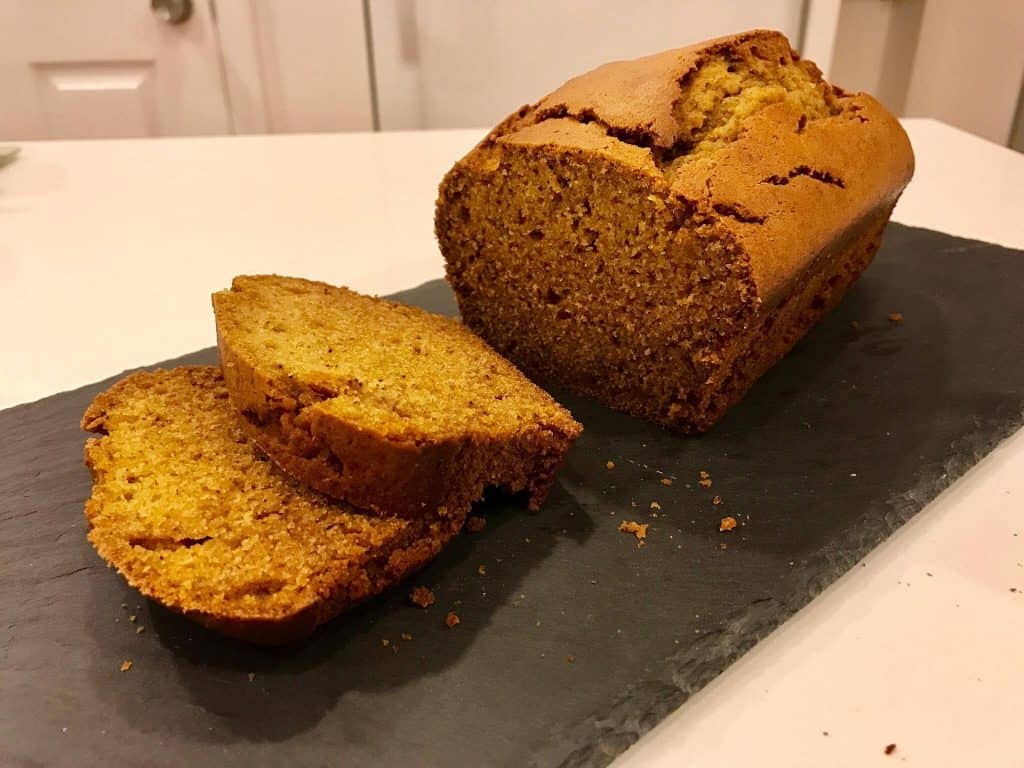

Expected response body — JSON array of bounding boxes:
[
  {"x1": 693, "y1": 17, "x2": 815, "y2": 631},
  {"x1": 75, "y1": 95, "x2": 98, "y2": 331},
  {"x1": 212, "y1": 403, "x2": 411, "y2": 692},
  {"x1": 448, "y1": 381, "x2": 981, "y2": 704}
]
[
  {"x1": 120, "y1": 602, "x2": 128, "y2": 610},
  {"x1": 719, "y1": 542, "x2": 728, "y2": 550},
  {"x1": 619, "y1": 520, "x2": 648, "y2": 541},
  {"x1": 566, "y1": 654, "x2": 576, "y2": 663},
  {"x1": 606, "y1": 460, "x2": 615, "y2": 470},
  {"x1": 719, "y1": 516, "x2": 737, "y2": 532},
  {"x1": 660, "y1": 477, "x2": 673, "y2": 487},
  {"x1": 409, "y1": 586, "x2": 435, "y2": 608},
  {"x1": 128, "y1": 614, "x2": 137, "y2": 624},
  {"x1": 884, "y1": 743, "x2": 896, "y2": 755},
  {"x1": 135, "y1": 626, "x2": 145, "y2": 635},
  {"x1": 649, "y1": 501, "x2": 661, "y2": 510},
  {"x1": 401, "y1": 632, "x2": 413, "y2": 641},
  {"x1": 850, "y1": 320, "x2": 861, "y2": 330},
  {"x1": 381, "y1": 638, "x2": 390, "y2": 647},
  {"x1": 888, "y1": 312, "x2": 903, "y2": 323},
  {"x1": 478, "y1": 565, "x2": 486, "y2": 576},
  {"x1": 699, "y1": 470, "x2": 712, "y2": 488},
  {"x1": 119, "y1": 660, "x2": 132, "y2": 673},
  {"x1": 466, "y1": 516, "x2": 486, "y2": 533},
  {"x1": 712, "y1": 495, "x2": 722, "y2": 505},
  {"x1": 445, "y1": 611, "x2": 461, "y2": 628}
]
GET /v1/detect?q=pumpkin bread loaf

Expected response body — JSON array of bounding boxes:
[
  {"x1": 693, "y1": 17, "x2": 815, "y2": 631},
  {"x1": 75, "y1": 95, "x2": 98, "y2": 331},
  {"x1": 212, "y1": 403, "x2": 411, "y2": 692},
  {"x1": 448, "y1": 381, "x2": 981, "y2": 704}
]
[
  {"x1": 81, "y1": 367, "x2": 465, "y2": 644},
  {"x1": 213, "y1": 275, "x2": 581, "y2": 518},
  {"x1": 436, "y1": 29, "x2": 914, "y2": 432}
]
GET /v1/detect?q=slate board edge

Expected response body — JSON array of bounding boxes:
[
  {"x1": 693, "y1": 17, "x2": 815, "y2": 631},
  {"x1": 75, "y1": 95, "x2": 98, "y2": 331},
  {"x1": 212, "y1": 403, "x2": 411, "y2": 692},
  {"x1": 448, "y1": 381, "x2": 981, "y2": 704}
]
[{"x1": 540, "y1": 409, "x2": 1024, "y2": 768}]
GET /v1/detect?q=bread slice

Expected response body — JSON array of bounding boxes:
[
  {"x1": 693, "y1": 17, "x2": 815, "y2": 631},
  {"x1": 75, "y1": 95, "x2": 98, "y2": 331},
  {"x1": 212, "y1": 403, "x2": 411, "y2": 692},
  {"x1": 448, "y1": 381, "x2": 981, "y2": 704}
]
[
  {"x1": 212, "y1": 275, "x2": 582, "y2": 518},
  {"x1": 436, "y1": 30, "x2": 914, "y2": 432},
  {"x1": 81, "y1": 367, "x2": 466, "y2": 644}
]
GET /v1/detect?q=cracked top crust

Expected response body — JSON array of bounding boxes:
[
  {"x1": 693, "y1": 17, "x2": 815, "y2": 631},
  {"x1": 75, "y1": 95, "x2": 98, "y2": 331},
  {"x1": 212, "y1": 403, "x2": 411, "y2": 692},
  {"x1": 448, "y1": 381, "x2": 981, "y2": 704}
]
[{"x1": 465, "y1": 29, "x2": 914, "y2": 306}]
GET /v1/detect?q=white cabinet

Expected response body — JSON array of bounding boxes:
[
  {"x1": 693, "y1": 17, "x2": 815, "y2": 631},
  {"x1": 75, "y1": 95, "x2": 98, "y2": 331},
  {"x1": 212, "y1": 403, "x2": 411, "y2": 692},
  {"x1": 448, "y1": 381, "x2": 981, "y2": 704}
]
[
  {"x1": 0, "y1": 0, "x2": 374, "y2": 140},
  {"x1": 0, "y1": 0, "x2": 232, "y2": 139},
  {"x1": 3, "y1": 1, "x2": 1019, "y2": 147},
  {"x1": 369, "y1": 0, "x2": 805, "y2": 130}
]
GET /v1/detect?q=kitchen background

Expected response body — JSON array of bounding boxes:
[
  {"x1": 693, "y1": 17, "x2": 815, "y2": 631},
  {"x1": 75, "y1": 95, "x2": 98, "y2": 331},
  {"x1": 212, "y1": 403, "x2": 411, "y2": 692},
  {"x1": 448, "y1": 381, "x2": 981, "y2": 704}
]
[{"x1": 1, "y1": 0, "x2": 1022, "y2": 151}]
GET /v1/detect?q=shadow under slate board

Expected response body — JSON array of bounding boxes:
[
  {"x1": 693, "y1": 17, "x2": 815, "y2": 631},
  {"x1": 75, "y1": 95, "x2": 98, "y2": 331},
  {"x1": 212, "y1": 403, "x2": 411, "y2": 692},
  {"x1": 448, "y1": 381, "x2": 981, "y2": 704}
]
[{"x1": 1, "y1": 224, "x2": 1022, "y2": 768}]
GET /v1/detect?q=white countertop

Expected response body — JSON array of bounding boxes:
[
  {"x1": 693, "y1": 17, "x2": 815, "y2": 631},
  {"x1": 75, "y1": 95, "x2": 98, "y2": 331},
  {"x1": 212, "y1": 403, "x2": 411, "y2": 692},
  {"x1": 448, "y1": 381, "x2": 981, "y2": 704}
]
[{"x1": 2, "y1": 120, "x2": 1022, "y2": 766}]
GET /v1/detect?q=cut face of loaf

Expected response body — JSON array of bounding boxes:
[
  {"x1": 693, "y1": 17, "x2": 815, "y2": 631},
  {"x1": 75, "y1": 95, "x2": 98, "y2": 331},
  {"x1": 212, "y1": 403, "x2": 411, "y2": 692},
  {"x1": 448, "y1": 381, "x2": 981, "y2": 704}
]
[
  {"x1": 81, "y1": 367, "x2": 466, "y2": 644},
  {"x1": 213, "y1": 276, "x2": 581, "y2": 518},
  {"x1": 436, "y1": 30, "x2": 914, "y2": 432}
]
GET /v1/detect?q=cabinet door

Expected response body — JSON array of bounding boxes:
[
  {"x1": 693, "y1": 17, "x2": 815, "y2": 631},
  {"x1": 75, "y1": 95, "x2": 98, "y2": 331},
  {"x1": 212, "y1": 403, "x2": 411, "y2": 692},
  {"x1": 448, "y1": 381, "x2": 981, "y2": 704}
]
[
  {"x1": 0, "y1": 0, "x2": 230, "y2": 140},
  {"x1": 371, "y1": 0, "x2": 805, "y2": 130}
]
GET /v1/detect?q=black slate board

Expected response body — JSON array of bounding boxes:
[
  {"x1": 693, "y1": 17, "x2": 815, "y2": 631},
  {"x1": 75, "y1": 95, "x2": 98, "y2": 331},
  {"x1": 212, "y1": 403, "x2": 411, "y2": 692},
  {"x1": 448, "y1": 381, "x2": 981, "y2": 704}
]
[{"x1": 2, "y1": 224, "x2": 1022, "y2": 768}]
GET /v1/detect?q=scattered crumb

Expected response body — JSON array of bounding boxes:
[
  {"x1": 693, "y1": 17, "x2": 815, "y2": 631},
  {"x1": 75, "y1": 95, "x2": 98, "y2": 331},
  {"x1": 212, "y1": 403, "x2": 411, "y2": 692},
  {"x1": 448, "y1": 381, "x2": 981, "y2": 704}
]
[
  {"x1": 248, "y1": 672, "x2": 255, "y2": 683},
  {"x1": 606, "y1": 460, "x2": 615, "y2": 470},
  {"x1": 926, "y1": 572, "x2": 933, "y2": 577},
  {"x1": 719, "y1": 516, "x2": 738, "y2": 532},
  {"x1": 619, "y1": 520, "x2": 648, "y2": 541},
  {"x1": 135, "y1": 626, "x2": 145, "y2": 635},
  {"x1": 884, "y1": 743, "x2": 896, "y2": 755},
  {"x1": 409, "y1": 586, "x2": 435, "y2": 608},
  {"x1": 478, "y1": 565, "x2": 486, "y2": 576},
  {"x1": 445, "y1": 611, "x2": 461, "y2": 628},
  {"x1": 381, "y1": 638, "x2": 390, "y2": 647},
  {"x1": 128, "y1": 615, "x2": 137, "y2": 624},
  {"x1": 699, "y1": 470, "x2": 712, "y2": 488},
  {"x1": 823, "y1": 731, "x2": 829, "y2": 736},
  {"x1": 466, "y1": 516, "x2": 486, "y2": 533},
  {"x1": 712, "y1": 495, "x2": 722, "y2": 506},
  {"x1": 566, "y1": 654, "x2": 576, "y2": 663},
  {"x1": 649, "y1": 501, "x2": 661, "y2": 510},
  {"x1": 660, "y1": 478, "x2": 673, "y2": 487},
  {"x1": 119, "y1": 660, "x2": 132, "y2": 673},
  {"x1": 719, "y1": 543, "x2": 728, "y2": 550},
  {"x1": 888, "y1": 312, "x2": 903, "y2": 323},
  {"x1": 850, "y1": 320, "x2": 861, "y2": 330},
  {"x1": 1011, "y1": 587, "x2": 1018, "y2": 593},
  {"x1": 120, "y1": 602, "x2": 128, "y2": 610},
  {"x1": 401, "y1": 632, "x2": 413, "y2": 641}
]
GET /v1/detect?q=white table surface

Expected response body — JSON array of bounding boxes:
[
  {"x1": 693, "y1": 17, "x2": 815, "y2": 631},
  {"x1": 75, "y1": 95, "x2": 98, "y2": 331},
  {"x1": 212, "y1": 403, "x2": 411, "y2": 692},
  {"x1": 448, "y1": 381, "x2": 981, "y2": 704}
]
[{"x1": 2, "y1": 119, "x2": 1022, "y2": 766}]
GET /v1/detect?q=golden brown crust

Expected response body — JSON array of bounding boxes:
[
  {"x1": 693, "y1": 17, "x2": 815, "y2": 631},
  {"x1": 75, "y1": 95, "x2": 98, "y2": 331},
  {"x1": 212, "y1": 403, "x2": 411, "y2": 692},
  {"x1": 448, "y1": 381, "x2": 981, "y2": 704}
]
[
  {"x1": 436, "y1": 30, "x2": 914, "y2": 432},
  {"x1": 213, "y1": 276, "x2": 581, "y2": 518},
  {"x1": 81, "y1": 367, "x2": 465, "y2": 645}
]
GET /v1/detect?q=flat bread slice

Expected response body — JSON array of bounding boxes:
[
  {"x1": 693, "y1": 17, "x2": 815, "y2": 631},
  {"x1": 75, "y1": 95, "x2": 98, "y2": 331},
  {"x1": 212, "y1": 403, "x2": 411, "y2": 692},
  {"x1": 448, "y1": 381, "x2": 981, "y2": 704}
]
[
  {"x1": 212, "y1": 275, "x2": 581, "y2": 518},
  {"x1": 81, "y1": 366, "x2": 464, "y2": 644}
]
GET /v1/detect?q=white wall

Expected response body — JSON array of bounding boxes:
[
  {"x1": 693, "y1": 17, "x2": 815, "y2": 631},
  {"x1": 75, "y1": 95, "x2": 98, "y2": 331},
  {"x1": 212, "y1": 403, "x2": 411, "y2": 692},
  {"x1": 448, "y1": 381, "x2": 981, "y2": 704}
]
[{"x1": 902, "y1": 0, "x2": 1024, "y2": 146}]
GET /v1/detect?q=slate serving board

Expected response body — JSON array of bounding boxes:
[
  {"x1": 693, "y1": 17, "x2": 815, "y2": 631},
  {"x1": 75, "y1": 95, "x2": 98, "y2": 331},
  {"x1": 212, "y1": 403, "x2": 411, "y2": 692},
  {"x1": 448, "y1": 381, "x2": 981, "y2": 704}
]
[{"x1": 2, "y1": 224, "x2": 1022, "y2": 768}]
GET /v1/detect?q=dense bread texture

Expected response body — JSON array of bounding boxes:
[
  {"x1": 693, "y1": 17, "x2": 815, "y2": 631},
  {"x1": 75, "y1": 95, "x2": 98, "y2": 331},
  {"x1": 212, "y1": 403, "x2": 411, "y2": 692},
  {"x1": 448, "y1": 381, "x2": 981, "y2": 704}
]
[
  {"x1": 213, "y1": 276, "x2": 581, "y2": 517},
  {"x1": 436, "y1": 29, "x2": 914, "y2": 432},
  {"x1": 81, "y1": 367, "x2": 466, "y2": 644}
]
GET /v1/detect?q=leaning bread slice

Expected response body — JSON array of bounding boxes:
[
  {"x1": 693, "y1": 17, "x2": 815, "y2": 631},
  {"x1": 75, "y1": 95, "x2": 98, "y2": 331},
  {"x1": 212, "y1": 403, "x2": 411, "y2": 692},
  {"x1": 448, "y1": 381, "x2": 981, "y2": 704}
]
[
  {"x1": 81, "y1": 367, "x2": 466, "y2": 644},
  {"x1": 212, "y1": 275, "x2": 582, "y2": 518}
]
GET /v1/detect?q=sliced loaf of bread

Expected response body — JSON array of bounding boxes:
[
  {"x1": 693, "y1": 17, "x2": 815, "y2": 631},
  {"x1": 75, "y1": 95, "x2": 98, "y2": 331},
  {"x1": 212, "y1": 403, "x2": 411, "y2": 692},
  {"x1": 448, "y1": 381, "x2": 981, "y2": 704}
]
[
  {"x1": 81, "y1": 366, "x2": 465, "y2": 644},
  {"x1": 436, "y1": 30, "x2": 914, "y2": 432},
  {"x1": 212, "y1": 275, "x2": 581, "y2": 518}
]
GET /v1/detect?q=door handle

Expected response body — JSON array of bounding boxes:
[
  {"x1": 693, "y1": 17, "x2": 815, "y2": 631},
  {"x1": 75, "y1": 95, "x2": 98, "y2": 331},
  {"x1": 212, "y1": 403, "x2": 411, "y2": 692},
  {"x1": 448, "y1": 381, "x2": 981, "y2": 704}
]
[{"x1": 151, "y1": 0, "x2": 192, "y2": 25}]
